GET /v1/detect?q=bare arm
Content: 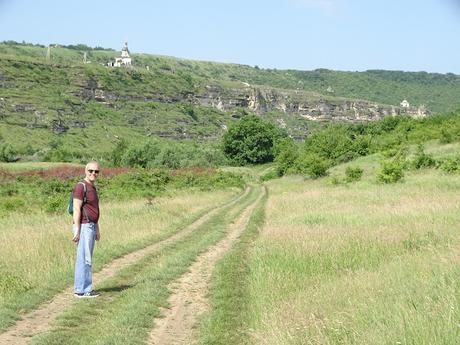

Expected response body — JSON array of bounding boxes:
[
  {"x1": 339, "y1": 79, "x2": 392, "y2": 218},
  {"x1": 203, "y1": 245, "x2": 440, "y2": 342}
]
[{"x1": 72, "y1": 198, "x2": 83, "y2": 242}]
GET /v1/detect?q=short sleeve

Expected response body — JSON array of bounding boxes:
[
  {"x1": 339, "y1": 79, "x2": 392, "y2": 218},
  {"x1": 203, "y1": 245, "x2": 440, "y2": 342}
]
[{"x1": 73, "y1": 183, "x2": 85, "y2": 201}]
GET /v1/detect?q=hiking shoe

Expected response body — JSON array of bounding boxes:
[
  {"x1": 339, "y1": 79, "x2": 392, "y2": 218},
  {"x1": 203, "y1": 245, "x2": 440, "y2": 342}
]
[{"x1": 74, "y1": 291, "x2": 100, "y2": 298}]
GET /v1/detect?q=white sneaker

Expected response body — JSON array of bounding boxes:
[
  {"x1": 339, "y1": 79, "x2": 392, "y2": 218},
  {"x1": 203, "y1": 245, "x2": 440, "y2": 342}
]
[{"x1": 74, "y1": 291, "x2": 100, "y2": 298}]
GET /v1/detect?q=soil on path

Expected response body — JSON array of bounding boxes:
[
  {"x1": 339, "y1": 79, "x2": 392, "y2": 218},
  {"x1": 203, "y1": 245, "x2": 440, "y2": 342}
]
[
  {"x1": 148, "y1": 186, "x2": 265, "y2": 345},
  {"x1": 0, "y1": 188, "x2": 249, "y2": 345}
]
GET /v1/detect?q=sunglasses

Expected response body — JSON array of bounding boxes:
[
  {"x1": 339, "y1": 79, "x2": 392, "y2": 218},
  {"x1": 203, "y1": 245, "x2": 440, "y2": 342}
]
[{"x1": 88, "y1": 169, "x2": 100, "y2": 174}]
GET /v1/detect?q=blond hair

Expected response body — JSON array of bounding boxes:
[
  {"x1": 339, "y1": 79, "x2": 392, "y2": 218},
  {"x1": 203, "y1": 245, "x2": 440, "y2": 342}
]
[{"x1": 85, "y1": 160, "x2": 100, "y2": 170}]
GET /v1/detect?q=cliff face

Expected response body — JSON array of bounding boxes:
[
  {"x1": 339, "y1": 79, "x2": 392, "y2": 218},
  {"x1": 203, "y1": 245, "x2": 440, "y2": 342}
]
[
  {"x1": 80, "y1": 82, "x2": 429, "y2": 123},
  {"x1": 193, "y1": 85, "x2": 429, "y2": 121}
]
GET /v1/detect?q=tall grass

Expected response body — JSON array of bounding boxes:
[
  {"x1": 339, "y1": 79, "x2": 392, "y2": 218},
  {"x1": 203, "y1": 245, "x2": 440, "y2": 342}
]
[
  {"x1": 245, "y1": 168, "x2": 460, "y2": 344},
  {"x1": 0, "y1": 188, "x2": 237, "y2": 331}
]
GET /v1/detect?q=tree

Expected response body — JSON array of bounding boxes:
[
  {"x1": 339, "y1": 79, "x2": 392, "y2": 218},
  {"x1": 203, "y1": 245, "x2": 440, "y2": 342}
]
[{"x1": 221, "y1": 115, "x2": 285, "y2": 165}]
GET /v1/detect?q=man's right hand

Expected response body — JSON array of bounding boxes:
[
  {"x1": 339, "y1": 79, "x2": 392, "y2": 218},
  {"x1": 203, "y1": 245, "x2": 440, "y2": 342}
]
[{"x1": 72, "y1": 225, "x2": 80, "y2": 242}]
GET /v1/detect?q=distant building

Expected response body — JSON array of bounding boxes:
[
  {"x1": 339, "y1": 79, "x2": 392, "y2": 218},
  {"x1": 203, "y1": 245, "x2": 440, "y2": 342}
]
[
  {"x1": 108, "y1": 42, "x2": 132, "y2": 67},
  {"x1": 400, "y1": 99, "x2": 410, "y2": 108}
]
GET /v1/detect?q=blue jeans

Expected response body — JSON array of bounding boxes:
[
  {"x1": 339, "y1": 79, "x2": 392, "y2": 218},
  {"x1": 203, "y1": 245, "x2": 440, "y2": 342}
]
[{"x1": 74, "y1": 223, "x2": 97, "y2": 294}]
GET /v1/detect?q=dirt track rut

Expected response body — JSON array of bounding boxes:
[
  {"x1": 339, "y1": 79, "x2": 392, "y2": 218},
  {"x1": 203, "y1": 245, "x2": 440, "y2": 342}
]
[{"x1": 148, "y1": 186, "x2": 265, "y2": 345}]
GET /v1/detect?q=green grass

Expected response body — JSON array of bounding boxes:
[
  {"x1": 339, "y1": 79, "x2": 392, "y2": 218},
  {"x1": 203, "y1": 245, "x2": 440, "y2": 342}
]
[
  {"x1": 0, "y1": 188, "x2": 239, "y2": 332},
  {"x1": 327, "y1": 140, "x2": 460, "y2": 184},
  {"x1": 241, "y1": 148, "x2": 460, "y2": 344},
  {"x1": 196, "y1": 185, "x2": 268, "y2": 345},
  {"x1": 31, "y1": 185, "x2": 262, "y2": 345},
  {"x1": 0, "y1": 162, "x2": 81, "y2": 172}
]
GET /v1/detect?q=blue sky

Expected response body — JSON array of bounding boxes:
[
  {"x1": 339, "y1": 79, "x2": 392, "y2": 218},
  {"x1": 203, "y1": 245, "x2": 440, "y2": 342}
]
[{"x1": 0, "y1": 0, "x2": 459, "y2": 73}]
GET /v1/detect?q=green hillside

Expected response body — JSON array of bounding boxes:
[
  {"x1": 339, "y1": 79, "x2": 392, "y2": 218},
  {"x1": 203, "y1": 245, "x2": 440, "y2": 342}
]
[
  {"x1": 1, "y1": 41, "x2": 460, "y2": 162},
  {"x1": 2, "y1": 41, "x2": 459, "y2": 113}
]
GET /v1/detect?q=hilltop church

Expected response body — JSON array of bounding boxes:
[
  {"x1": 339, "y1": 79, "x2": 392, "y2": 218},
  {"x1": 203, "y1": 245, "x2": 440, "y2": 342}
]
[{"x1": 108, "y1": 42, "x2": 132, "y2": 67}]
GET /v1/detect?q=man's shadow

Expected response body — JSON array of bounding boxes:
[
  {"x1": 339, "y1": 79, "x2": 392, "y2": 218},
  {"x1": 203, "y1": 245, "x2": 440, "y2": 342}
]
[{"x1": 96, "y1": 284, "x2": 133, "y2": 293}]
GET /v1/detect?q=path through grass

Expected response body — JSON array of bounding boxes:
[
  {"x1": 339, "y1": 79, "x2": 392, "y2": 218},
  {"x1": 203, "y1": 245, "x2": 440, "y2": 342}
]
[
  {"x1": 0, "y1": 188, "x2": 239, "y2": 332},
  {"x1": 30, "y1": 186, "x2": 262, "y2": 345}
]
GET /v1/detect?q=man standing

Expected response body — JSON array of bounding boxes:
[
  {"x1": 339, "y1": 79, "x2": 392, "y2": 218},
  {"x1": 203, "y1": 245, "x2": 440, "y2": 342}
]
[{"x1": 72, "y1": 161, "x2": 101, "y2": 298}]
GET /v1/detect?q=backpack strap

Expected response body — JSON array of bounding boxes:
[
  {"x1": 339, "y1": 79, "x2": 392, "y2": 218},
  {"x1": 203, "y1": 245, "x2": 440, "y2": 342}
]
[
  {"x1": 77, "y1": 181, "x2": 90, "y2": 223},
  {"x1": 78, "y1": 181, "x2": 87, "y2": 204}
]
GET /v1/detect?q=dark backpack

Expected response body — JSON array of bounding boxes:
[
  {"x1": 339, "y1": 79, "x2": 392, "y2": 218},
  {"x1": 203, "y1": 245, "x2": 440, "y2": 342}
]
[{"x1": 68, "y1": 181, "x2": 87, "y2": 216}]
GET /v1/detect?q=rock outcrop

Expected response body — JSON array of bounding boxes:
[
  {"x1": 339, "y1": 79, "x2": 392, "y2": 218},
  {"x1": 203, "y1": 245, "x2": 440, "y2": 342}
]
[
  {"x1": 74, "y1": 76, "x2": 428, "y2": 123},
  {"x1": 193, "y1": 86, "x2": 429, "y2": 122}
]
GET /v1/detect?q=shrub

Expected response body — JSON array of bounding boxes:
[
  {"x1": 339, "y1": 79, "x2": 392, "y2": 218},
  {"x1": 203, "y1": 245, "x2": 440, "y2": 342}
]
[
  {"x1": 38, "y1": 178, "x2": 75, "y2": 213},
  {"x1": 0, "y1": 183, "x2": 18, "y2": 196},
  {"x1": 274, "y1": 140, "x2": 298, "y2": 177},
  {"x1": 351, "y1": 135, "x2": 372, "y2": 156},
  {"x1": 345, "y1": 166, "x2": 364, "y2": 182},
  {"x1": 153, "y1": 146, "x2": 183, "y2": 169},
  {"x1": 111, "y1": 139, "x2": 128, "y2": 166},
  {"x1": 373, "y1": 133, "x2": 407, "y2": 154},
  {"x1": 303, "y1": 125, "x2": 355, "y2": 164},
  {"x1": 169, "y1": 170, "x2": 209, "y2": 189},
  {"x1": 294, "y1": 153, "x2": 329, "y2": 179},
  {"x1": 377, "y1": 160, "x2": 405, "y2": 183},
  {"x1": 205, "y1": 171, "x2": 245, "y2": 190},
  {"x1": 439, "y1": 156, "x2": 460, "y2": 174},
  {"x1": 411, "y1": 144, "x2": 436, "y2": 169},
  {"x1": 376, "y1": 116, "x2": 404, "y2": 133},
  {"x1": 121, "y1": 141, "x2": 161, "y2": 168},
  {"x1": 439, "y1": 127, "x2": 453, "y2": 144},
  {"x1": 44, "y1": 194, "x2": 67, "y2": 213},
  {"x1": 0, "y1": 196, "x2": 26, "y2": 212},
  {"x1": 0, "y1": 143, "x2": 17, "y2": 162},
  {"x1": 104, "y1": 170, "x2": 171, "y2": 198},
  {"x1": 42, "y1": 147, "x2": 79, "y2": 163},
  {"x1": 114, "y1": 139, "x2": 226, "y2": 169}
]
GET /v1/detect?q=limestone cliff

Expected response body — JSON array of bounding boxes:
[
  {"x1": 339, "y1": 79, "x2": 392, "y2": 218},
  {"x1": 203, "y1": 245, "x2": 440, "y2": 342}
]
[
  {"x1": 79, "y1": 81, "x2": 429, "y2": 123},
  {"x1": 193, "y1": 85, "x2": 429, "y2": 121}
]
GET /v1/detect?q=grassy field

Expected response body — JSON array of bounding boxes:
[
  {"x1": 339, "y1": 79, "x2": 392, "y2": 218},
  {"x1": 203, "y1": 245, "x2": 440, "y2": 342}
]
[
  {"x1": 0, "y1": 161, "x2": 82, "y2": 172},
  {"x1": 239, "y1": 146, "x2": 460, "y2": 344},
  {"x1": 1, "y1": 142, "x2": 460, "y2": 344},
  {"x1": 0, "y1": 188, "x2": 239, "y2": 331}
]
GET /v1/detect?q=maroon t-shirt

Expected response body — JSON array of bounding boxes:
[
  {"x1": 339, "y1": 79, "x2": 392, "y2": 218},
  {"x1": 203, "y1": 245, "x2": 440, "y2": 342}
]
[{"x1": 72, "y1": 181, "x2": 99, "y2": 224}]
